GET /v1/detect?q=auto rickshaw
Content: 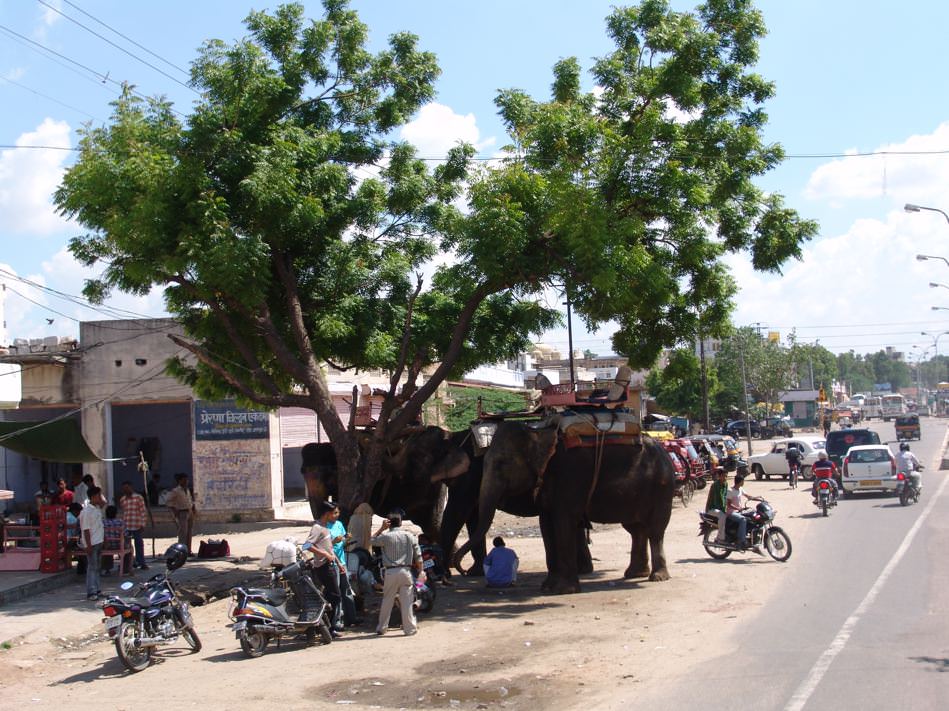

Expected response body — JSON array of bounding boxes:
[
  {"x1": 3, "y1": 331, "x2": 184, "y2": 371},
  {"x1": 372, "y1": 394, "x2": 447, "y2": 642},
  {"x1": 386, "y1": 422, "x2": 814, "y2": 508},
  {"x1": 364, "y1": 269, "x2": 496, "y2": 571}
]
[{"x1": 895, "y1": 413, "x2": 920, "y2": 441}]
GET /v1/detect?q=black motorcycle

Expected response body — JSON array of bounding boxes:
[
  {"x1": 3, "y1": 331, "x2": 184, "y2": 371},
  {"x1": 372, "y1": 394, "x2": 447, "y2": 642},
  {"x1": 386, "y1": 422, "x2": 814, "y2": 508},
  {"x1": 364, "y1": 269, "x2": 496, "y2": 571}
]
[
  {"x1": 698, "y1": 500, "x2": 792, "y2": 562},
  {"x1": 350, "y1": 546, "x2": 436, "y2": 613},
  {"x1": 897, "y1": 465, "x2": 923, "y2": 506},
  {"x1": 101, "y1": 543, "x2": 201, "y2": 673},
  {"x1": 814, "y1": 478, "x2": 838, "y2": 516},
  {"x1": 229, "y1": 558, "x2": 333, "y2": 658}
]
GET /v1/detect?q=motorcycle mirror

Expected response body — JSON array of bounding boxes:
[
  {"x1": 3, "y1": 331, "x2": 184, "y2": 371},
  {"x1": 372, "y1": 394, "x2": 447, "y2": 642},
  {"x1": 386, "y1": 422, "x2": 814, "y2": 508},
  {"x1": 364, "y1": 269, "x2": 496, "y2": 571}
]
[{"x1": 120, "y1": 581, "x2": 135, "y2": 591}]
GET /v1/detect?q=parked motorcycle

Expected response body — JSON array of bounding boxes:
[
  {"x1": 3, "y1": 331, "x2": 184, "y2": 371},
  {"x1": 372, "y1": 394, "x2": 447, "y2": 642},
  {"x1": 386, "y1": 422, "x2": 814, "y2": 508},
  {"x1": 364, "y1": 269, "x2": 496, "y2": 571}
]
[
  {"x1": 229, "y1": 557, "x2": 333, "y2": 658},
  {"x1": 697, "y1": 500, "x2": 792, "y2": 562},
  {"x1": 814, "y1": 478, "x2": 838, "y2": 516},
  {"x1": 896, "y1": 465, "x2": 923, "y2": 506},
  {"x1": 100, "y1": 543, "x2": 201, "y2": 673},
  {"x1": 352, "y1": 546, "x2": 437, "y2": 613},
  {"x1": 420, "y1": 542, "x2": 450, "y2": 586}
]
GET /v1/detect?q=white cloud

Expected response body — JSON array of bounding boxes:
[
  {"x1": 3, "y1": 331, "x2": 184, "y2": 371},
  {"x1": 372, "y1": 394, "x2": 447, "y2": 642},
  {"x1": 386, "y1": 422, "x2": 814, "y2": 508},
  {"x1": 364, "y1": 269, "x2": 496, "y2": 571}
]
[
  {"x1": 0, "y1": 118, "x2": 73, "y2": 235},
  {"x1": 400, "y1": 103, "x2": 495, "y2": 157},
  {"x1": 804, "y1": 122, "x2": 949, "y2": 206},
  {"x1": 33, "y1": 0, "x2": 63, "y2": 42}
]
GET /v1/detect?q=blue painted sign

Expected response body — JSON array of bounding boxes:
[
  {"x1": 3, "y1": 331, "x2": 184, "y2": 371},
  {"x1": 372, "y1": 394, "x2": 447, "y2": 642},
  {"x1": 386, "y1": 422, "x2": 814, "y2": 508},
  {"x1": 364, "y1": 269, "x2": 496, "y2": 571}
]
[{"x1": 194, "y1": 400, "x2": 270, "y2": 440}]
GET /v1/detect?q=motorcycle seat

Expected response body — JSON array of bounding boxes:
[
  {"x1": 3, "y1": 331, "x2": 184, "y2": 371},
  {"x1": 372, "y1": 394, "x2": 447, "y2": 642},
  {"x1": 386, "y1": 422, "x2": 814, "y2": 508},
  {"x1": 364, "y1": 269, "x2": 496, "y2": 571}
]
[{"x1": 245, "y1": 587, "x2": 289, "y2": 605}]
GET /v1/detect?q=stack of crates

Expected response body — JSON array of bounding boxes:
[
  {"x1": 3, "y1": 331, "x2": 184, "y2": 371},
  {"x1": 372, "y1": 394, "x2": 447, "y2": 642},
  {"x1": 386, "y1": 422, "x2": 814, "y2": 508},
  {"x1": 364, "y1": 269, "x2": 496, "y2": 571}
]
[{"x1": 39, "y1": 504, "x2": 68, "y2": 573}]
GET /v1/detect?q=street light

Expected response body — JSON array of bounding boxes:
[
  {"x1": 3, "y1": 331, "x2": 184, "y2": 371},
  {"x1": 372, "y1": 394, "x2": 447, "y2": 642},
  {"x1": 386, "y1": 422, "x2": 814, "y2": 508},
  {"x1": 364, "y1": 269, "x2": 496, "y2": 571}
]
[
  {"x1": 932, "y1": 306, "x2": 949, "y2": 312},
  {"x1": 921, "y1": 330, "x2": 949, "y2": 383},
  {"x1": 905, "y1": 203, "x2": 949, "y2": 226},
  {"x1": 930, "y1": 282, "x2": 949, "y2": 291},
  {"x1": 917, "y1": 254, "x2": 949, "y2": 268}
]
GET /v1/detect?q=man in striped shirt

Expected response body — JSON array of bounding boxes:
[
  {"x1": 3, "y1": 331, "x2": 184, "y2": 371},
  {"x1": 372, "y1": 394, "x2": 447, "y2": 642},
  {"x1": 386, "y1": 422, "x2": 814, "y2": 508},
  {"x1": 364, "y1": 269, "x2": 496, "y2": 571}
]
[
  {"x1": 119, "y1": 481, "x2": 149, "y2": 570},
  {"x1": 371, "y1": 509, "x2": 422, "y2": 636}
]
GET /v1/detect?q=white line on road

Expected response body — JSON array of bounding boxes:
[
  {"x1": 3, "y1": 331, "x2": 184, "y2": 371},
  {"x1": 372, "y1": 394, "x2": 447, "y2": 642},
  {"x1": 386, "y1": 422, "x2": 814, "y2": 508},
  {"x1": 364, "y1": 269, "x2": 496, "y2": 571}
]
[{"x1": 783, "y1": 431, "x2": 949, "y2": 711}]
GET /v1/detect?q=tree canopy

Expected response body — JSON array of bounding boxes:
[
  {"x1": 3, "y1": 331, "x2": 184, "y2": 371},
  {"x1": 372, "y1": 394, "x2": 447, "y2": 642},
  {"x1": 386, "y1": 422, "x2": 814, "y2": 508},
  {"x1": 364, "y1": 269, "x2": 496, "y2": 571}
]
[{"x1": 55, "y1": 0, "x2": 817, "y2": 507}]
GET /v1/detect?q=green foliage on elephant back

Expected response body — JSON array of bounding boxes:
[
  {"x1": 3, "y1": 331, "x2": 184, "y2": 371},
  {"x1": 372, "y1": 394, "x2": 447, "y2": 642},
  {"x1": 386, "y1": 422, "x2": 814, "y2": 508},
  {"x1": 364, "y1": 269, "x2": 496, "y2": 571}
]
[{"x1": 444, "y1": 386, "x2": 531, "y2": 431}]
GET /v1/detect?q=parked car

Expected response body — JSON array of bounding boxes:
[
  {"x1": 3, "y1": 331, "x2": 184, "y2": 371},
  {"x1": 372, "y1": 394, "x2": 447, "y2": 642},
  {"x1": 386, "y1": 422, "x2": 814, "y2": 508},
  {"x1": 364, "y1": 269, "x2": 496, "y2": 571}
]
[
  {"x1": 824, "y1": 428, "x2": 881, "y2": 472},
  {"x1": 841, "y1": 444, "x2": 898, "y2": 496},
  {"x1": 760, "y1": 417, "x2": 793, "y2": 439},
  {"x1": 748, "y1": 436, "x2": 827, "y2": 481},
  {"x1": 722, "y1": 419, "x2": 761, "y2": 439}
]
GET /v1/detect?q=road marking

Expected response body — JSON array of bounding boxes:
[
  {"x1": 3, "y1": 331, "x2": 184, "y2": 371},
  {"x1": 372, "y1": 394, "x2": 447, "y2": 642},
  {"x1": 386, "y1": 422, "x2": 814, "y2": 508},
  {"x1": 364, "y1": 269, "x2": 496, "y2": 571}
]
[{"x1": 784, "y1": 429, "x2": 949, "y2": 711}]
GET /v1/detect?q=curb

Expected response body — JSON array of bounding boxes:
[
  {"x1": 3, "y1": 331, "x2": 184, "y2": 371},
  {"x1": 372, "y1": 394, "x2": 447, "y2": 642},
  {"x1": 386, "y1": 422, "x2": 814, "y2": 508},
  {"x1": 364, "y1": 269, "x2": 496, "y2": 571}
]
[{"x1": 0, "y1": 569, "x2": 75, "y2": 607}]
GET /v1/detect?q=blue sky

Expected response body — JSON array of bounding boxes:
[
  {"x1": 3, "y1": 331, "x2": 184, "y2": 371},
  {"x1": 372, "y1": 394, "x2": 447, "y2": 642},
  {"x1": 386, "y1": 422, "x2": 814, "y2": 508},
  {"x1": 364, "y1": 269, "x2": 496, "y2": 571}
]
[{"x1": 4, "y1": 0, "x2": 949, "y2": 360}]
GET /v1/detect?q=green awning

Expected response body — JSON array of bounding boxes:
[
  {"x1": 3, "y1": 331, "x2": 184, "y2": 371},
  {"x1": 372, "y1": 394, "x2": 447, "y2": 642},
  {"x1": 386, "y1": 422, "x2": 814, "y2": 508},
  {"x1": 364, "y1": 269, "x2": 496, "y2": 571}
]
[{"x1": 0, "y1": 419, "x2": 101, "y2": 463}]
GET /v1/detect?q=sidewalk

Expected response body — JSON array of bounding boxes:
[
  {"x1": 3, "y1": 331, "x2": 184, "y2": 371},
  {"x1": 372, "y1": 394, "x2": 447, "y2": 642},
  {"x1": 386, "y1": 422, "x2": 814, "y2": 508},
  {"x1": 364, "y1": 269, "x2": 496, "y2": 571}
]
[{"x1": 0, "y1": 504, "x2": 317, "y2": 646}]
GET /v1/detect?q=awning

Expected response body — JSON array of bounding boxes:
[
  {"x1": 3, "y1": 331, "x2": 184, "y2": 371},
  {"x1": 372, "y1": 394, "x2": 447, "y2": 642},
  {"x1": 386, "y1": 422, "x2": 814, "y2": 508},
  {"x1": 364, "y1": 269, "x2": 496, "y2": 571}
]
[{"x1": 0, "y1": 419, "x2": 101, "y2": 463}]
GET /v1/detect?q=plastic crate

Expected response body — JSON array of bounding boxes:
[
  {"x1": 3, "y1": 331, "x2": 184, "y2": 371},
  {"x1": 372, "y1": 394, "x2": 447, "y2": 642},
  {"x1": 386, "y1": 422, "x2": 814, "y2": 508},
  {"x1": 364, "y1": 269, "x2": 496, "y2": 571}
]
[
  {"x1": 40, "y1": 505, "x2": 66, "y2": 523},
  {"x1": 40, "y1": 557, "x2": 68, "y2": 573}
]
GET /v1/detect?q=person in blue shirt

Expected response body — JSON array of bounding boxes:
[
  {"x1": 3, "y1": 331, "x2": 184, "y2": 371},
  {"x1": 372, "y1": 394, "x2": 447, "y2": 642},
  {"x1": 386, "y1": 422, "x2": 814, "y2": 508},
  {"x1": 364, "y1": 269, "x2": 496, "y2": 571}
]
[
  {"x1": 327, "y1": 504, "x2": 361, "y2": 628},
  {"x1": 483, "y1": 536, "x2": 519, "y2": 588}
]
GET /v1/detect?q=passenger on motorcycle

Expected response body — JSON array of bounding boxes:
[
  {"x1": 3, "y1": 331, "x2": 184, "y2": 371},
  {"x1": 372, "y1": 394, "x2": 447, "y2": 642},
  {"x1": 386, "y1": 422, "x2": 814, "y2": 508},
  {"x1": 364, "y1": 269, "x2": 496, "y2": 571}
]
[
  {"x1": 897, "y1": 442, "x2": 922, "y2": 492},
  {"x1": 704, "y1": 468, "x2": 729, "y2": 543},
  {"x1": 810, "y1": 451, "x2": 839, "y2": 502},
  {"x1": 725, "y1": 473, "x2": 764, "y2": 550}
]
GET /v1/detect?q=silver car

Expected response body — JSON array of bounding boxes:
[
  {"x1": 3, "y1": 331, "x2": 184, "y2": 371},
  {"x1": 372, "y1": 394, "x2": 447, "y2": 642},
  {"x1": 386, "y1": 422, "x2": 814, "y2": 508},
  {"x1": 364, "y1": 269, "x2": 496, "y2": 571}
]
[{"x1": 841, "y1": 444, "x2": 899, "y2": 495}]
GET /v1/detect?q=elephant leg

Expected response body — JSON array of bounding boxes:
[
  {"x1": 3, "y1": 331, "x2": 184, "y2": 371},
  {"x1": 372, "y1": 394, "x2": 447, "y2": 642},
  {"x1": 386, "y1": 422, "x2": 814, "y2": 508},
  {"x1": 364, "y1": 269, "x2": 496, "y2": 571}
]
[
  {"x1": 463, "y1": 515, "x2": 487, "y2": 576},
  {"x1": 622, "y1": 522, "x2": 651, "y2": 579},
  {"x1": 543, "y1": 508, "x2": 582, "y2": 595},
  {"x1": 576, "y1": 526, "x2": 593, "y2": 575},
  {"x1": 647, "y1": 529, "x2": 670, "y2": 582},
  {"x1": 538, "y1": 511, "x2": 559, "y2": 591}
]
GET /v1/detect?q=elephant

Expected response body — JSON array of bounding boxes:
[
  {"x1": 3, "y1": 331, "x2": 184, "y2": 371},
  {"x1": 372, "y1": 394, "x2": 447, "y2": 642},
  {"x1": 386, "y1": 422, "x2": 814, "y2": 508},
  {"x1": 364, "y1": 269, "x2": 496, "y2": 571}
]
[{"x1": 454, "y1": 420, "x2": 676, "y2": 594}]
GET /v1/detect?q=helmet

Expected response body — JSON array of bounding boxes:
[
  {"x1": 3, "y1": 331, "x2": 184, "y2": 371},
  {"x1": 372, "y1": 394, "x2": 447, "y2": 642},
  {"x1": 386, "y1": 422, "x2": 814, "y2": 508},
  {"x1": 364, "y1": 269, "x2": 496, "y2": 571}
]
[
  {"x1": 899, "y1": 442, "x2": 910, "y2": 451},
  {"x1": 164, "y1": 543, "x2": 188, "y2": 571}
]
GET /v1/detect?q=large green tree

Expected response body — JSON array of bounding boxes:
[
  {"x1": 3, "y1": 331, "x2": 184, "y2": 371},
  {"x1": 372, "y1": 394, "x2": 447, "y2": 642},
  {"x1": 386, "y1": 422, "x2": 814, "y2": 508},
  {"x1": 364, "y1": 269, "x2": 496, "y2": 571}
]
[
  {"x1": 646, "y1": 348, "x2": 719, "y2": 419},
  {"x1": 55, "y1": 0, "x2": 816, "y2": 509},
  {"x1": 715, "y1": 327, "x2": 793, "y2": 418}
]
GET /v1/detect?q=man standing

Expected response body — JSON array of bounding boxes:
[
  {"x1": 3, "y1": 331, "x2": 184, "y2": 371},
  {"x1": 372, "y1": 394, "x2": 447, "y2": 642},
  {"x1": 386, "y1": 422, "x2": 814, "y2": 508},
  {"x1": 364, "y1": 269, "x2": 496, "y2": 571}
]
[
  {"x1": 79, "y1": 486, "x2": 106, "y2": 600},
  {"x1": 119, "y1": 480, "x2": 149, "y2": 570},
  {"x1": 327, "y1": 504, "x2": 360, "y2": 627},
  {"x1": 483, "y1": 536, "x2": 519, "y2": 588},
  {"x1": 165, "y1": 473, "x2": 195, "y2": 555},
  {"x1": 51, "y1": 478, "x2": 74, "y2": 507},
  {"x1": 704, "y1": 468, "x2": 729, "y2": 543},
  {"x1": 371, "y1": 509, "x2": 422, "y2": 637},
  {"x1": 74, "y1": 474, "x2": 94, "y2": 507},
  {"x1": 304, "y1": 501, "x2": 344, "y2": 637}
]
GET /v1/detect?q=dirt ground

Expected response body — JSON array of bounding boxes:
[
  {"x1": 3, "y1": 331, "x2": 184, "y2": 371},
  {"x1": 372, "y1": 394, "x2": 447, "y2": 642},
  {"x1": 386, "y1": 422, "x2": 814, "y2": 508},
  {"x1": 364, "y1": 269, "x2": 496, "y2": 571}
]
[{"x1": 0, "y1": 474, "x2": 820, "y2": 710}]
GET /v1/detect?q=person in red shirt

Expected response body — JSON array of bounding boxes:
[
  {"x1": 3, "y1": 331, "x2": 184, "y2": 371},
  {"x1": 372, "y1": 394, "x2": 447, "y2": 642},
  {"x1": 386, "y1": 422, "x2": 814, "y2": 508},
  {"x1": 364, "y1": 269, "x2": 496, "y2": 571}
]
[
  {"x1": 119, "y1": 481, "x2": 149, "y2": 570},
  {"x1": 811, "y1": 451, "x2": 839, "y2": 501},
  {"x1": 51, "y1": 478, "x2": 74, "y2": 507}
]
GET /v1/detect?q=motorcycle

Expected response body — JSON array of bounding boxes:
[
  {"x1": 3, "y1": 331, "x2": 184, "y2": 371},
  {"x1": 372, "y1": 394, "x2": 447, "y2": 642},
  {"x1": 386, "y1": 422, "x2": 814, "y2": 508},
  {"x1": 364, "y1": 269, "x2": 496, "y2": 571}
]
[
  {"x1": 697, "y1": 500, "x2": 792, "y2": 562},
  {"x1": 896, "y1": 465, "x2": 923, "y2": 506},
  {"x1": 100, "y1": 543, "x2": 201, "y2": 673},
  {"x1": 814, "y1": 478, "x2": 838, "y2": 516},
  {"x1": 352, "y1": 546, "x2": 437, "y2": 614},
  {"x1": 229, "y1": 557, "x2": 333, "y2": 658},
  {"x1": 420, "y1": 542, "x2": 450, "y2": 586}
]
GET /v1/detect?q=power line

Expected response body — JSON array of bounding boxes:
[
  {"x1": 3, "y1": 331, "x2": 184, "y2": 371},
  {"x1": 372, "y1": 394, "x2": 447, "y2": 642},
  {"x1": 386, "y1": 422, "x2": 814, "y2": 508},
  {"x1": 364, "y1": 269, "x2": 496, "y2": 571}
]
[
  {"x1": 36, "y1": 0, "x2": 197, "y2": 95},
  {"x1": 0, "y1": 74, "x2": 100, "y2": 121},
  {"x1": 60, "y1": 0, "x2": 190, "y2": 77}
]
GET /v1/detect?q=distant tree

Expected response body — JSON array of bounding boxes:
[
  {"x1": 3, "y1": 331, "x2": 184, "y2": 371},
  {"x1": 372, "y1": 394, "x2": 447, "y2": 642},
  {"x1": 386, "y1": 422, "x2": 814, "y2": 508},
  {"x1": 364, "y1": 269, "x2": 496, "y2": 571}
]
[
  {"x1": 716, "y1": 327, "x2": 793, "y2": 417},
  {"x1": 443, "y1": 386, "x2": 529, "y2": 431},
  {"x1": 645, "y1": 348, "x2": 718, "y2": 419},
  {"x1": 867, "y1": 351, "x2": 911, "y2": 390},
  {"x1": 582, "y1": 349, "x2": 598, "y2": 360},
  {"x1": 836, "y1": 350, "x2": 874, "y2": 394}
]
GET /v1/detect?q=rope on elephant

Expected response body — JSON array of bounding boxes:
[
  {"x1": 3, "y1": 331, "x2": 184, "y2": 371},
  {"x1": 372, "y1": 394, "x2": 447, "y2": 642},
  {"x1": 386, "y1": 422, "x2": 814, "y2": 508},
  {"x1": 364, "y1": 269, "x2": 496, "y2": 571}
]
[{"x1": 586, "y1": 419, "x2": 610, "y2": 513}]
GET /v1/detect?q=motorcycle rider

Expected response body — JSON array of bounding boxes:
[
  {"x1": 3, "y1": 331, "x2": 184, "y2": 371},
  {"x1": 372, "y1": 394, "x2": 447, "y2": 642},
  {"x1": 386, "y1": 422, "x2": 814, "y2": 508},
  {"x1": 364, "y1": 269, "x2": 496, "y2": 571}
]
[
  {"x1": 897, "y1": 442, "x2": 922, "y2": 493},
  {"x1": 810, "y1": 451, "x2": 839, "y2": 502},
  {"x1": 725, "y1": 473, "x2": 764, "y2": 550}
]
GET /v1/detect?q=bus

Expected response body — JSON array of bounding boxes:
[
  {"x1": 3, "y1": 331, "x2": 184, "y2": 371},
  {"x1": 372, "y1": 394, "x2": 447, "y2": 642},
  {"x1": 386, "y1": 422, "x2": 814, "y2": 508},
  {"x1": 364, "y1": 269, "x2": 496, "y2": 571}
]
[
  {"x1": 881, "y1": 393, "x2": 906, "y2": 421},
  {"x1": 862, "y1": 396, "x2": 882, "y2": 420}
]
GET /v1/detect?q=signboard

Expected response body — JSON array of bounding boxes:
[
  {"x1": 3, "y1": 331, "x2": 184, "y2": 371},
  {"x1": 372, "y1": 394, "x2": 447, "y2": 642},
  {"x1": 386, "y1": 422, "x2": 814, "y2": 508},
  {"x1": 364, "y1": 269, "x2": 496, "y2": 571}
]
[
  {"x1": 194, "y1": 400, "x2": 270, "y2": 440},
  {"x1": 873, "y1": 383, "x2": 891, "y2": 392}
]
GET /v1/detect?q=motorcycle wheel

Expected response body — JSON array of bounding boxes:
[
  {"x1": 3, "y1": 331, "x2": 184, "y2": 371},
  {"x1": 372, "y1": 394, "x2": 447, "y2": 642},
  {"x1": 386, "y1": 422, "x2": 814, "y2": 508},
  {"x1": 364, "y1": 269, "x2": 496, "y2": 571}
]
[
  {"x1": 702, "y1": 529, "x2": 731, "y2": 559},
  {"x1": 821, "y1": 500, "x2": 828, "y2": 517},
  {"x1": 182, "y1": 627, "x2": 202, "y2": 652},
  {"x1": 763, "y1": 527, "x2": 792, "y2": 562},
  {"x1": 680, "y1": 479, "x2": 695, "y2": 507},
  {"x1": 239, "y1": 627, "x2": 268, "y2": 658},
  {"x1": 417, "y1": 589, "x2": 435, "y2": 614},
  {"x1": 899, "y1": 487, "x2": 910, "y2": 506},
  {"x1": 114, "y1": 621, "x2": 152, "y2": 673}
]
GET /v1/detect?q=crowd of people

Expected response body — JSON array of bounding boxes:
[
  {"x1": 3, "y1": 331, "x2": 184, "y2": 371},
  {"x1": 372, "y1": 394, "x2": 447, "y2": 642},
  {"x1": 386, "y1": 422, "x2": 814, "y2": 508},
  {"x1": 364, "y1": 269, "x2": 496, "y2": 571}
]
[{"x1": 29, "y1": 471, "x2": 196, "y2": 601}]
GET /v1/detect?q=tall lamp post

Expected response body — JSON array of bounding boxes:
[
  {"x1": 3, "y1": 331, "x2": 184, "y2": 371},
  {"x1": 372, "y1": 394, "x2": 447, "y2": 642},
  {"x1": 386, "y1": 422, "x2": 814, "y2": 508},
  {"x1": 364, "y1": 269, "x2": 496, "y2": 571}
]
[
  {"x1": 905, "y1": 203, "x2": 949, "y2": 225},
  {"x1": 921, "y1": 330, "x2": 949, "y2": 386},
  {"x1": 916, "y1": 254, "x2": 949, "y2": 268}
]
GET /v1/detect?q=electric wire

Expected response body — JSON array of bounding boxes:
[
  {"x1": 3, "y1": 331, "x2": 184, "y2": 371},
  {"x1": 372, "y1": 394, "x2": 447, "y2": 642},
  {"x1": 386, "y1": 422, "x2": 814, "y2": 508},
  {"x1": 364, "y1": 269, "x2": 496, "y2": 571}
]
[
  {"x1": 0, "y1": 74, "x2": 100, "y2": 121},
  {"x1": 35, "y1": 0, "x2": 198, "y2": 95}
]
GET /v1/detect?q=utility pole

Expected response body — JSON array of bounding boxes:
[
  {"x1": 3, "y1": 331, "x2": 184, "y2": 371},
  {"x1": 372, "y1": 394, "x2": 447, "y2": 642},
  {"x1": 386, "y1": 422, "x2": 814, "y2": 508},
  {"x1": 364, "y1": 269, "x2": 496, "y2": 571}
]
[
  {"x1": 739, "y1": 341, "x2": 753, "y2": 457},
  {"x1": 699, "y1": 332, "x2": 710, "y2": 433},
  {"x1": 564, "y1": 291, "x2": 576, "y2": 391}
]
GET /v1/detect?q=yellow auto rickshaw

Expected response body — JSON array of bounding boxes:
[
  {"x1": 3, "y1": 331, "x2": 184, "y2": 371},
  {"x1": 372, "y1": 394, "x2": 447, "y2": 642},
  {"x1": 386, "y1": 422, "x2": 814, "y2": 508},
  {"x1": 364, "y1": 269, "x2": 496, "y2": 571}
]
[{"x1": 895, "y1": 414, "x2": 920, "y2": 441}]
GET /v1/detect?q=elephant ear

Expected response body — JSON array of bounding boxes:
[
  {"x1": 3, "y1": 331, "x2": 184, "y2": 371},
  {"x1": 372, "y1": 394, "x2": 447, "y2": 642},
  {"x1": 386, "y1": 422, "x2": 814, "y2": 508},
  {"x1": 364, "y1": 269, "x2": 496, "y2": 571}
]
[
  {"x1": 431, "y1": 448, "x2": 471, "y2": 483},
  {"x1": 527, "y1": 427, "x2": 559, "y2": 499}
]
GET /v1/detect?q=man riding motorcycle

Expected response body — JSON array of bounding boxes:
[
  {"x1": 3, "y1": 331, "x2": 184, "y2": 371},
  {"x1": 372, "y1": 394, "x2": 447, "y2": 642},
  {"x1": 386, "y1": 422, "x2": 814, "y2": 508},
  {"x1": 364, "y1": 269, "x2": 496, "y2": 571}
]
[
  {"x1": 810, "y1": 451, "x2": 839, "y2": 502},
  {"x1": 897, "y1": 441, "x2": 922, "y2": 493}
]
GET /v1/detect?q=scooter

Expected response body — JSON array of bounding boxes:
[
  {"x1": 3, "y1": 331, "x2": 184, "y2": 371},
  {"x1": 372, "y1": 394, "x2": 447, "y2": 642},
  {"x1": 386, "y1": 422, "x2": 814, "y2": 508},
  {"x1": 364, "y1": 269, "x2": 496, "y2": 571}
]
[
  {"x1": 896, "y1": 465, "x2": 923, "y2": 506},
  {"x1": 229, "y1": 558, "x2": 333, "y2": 658},
  {"x1": 814, "y1": 478, "x2": 838, "y2": 516}
]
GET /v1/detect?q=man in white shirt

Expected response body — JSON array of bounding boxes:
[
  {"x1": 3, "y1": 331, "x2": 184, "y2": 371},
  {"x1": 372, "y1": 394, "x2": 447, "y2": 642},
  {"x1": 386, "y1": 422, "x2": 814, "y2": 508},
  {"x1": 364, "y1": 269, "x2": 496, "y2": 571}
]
[
  {"x1": 79, "y1": 486, "x2": 106, "y2": 600},
  {"x1": 74, "y1": 473, "x2": 94, "y2": 507},
  {"x1": 725, "y1": 474, "x2": 763, "y2": 550}
]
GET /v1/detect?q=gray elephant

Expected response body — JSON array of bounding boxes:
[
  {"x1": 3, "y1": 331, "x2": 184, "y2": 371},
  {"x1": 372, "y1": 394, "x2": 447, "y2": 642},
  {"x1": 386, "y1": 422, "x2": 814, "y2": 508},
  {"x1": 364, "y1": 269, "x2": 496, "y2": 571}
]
[{"x1": 454, "y1": 421, "x2": 675, "y2": 594}]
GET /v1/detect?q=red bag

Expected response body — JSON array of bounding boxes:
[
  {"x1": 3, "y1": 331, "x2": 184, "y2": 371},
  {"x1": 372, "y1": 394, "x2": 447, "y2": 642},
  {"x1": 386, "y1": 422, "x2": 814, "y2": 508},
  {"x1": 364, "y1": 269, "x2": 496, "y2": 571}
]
[{"x1": 197, "y1": 539, "x2": 230, "y2": 558}]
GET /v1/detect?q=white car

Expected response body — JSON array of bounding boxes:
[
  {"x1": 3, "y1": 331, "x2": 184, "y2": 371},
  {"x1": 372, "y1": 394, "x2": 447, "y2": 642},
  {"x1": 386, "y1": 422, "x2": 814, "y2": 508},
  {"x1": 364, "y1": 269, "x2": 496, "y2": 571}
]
[
  {"x1": 841, "y1": 444, "x2": 899, "y2": 495},
  {"x1": 748, "y1": 436, "x2": 827, "y2": 481}
]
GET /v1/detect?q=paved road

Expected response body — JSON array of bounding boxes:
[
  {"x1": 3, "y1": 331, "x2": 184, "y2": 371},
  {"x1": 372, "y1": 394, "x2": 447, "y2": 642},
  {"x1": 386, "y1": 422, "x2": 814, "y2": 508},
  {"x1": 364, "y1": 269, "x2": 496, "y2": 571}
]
[{"x1": 641, "y1": 417, "x2": 949, "y2": 710}]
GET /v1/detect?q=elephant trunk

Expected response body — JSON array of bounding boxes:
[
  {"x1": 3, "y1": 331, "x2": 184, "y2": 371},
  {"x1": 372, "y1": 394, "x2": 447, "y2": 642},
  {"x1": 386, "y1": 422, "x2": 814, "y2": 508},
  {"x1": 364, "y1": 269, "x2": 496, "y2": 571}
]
[{"x1": 452, "y1": 475, "x2": 503, "y2": 574}]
